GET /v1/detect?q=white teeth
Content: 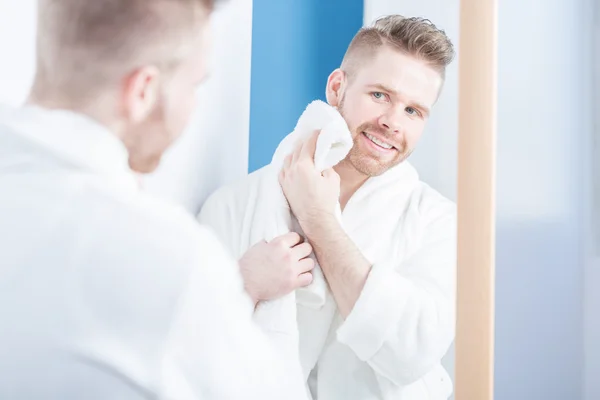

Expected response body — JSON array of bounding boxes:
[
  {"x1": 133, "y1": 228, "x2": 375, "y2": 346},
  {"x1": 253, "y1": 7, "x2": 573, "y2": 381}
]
[{"x1": 365, "y1": 133, "x2": 393, "y2": 149}]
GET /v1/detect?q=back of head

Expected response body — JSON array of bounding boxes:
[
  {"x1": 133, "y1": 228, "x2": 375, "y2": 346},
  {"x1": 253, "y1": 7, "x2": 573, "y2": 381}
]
[
  {"x1": 341, "y1": 15, "x2": 455, "y2": 81},
  {"x1": 31, "y1": 0, "x2": 218, "y2": 104}
]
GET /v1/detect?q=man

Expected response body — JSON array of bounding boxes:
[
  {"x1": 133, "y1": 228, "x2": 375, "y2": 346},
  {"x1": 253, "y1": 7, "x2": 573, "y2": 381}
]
[
  {"x1": 199, "y1": 15, "x2": 457, "y2": 399},
  {"x1": 0, "y1": 0, "x2": 311, "y2": 399}
]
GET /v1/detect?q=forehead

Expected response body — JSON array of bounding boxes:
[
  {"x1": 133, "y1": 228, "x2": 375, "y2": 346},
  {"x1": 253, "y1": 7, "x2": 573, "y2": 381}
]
[{"x1": 351, "y1": 46, "x2": 443, "y2": 106}]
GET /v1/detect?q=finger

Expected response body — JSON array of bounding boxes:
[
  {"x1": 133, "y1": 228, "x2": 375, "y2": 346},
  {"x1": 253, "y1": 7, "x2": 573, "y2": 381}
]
[
  {"x1": 290, "y1": 138, "x2": 303, "y2": 164},
  {"x1": 278, "y1": 167, "x2": 285, "y2": 185},
  {"x1": 295, "y1": 257, "x2": 315, "y2": 275},
  {"x1": 283, "y1": 153, "x2": 292, "y2": 170},
  {"x1": 300, "y1": 130, "x2": 320, "y2": 163},
  {"x1": 296, "y1": 272, "x2": 314, "y2": 288},
  {"x1": 291, "y1": 241, "x2": 313, "y2": 260},
  {"x1": 274, "y1": 231, "x2": 302, "y2": 247}
]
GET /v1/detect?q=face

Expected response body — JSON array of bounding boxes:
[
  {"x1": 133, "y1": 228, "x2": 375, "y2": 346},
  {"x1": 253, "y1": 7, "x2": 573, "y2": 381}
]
[
  {"x1": 327, "y1": 46, "x2": 442, "y2": 177},
  {"x1": 121, "y1": 20, "x2": 212, "y2": 173}
]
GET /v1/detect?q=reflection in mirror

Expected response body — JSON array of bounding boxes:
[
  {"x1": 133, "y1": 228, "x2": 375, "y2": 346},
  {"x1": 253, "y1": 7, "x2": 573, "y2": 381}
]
[{"x1": 202, "y1": 1, "x2": 462, "y2": 400}]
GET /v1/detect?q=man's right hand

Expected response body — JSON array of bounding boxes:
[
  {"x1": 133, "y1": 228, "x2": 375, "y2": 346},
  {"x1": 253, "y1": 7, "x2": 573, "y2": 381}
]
[{"x1": 238, "y1": 232, "x2": 315, "y2": 304}]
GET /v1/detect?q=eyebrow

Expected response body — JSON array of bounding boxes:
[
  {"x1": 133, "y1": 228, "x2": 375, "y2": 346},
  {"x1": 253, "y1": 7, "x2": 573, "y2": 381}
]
[{"x1": 369, "y1": 83, "x2": 431, "y2": 117}]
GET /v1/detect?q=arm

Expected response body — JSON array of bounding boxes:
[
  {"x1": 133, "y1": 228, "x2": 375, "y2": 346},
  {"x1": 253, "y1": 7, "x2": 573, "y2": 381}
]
[
  {"x1": 279, "y1": 131, "x2": 456, "y2": 386},
  {"x1": 305, "y1": 208, "x2": 456, "y2": 386},
  {"x1": 301, "y1": 215, "x2": 371, "y2": 318}
]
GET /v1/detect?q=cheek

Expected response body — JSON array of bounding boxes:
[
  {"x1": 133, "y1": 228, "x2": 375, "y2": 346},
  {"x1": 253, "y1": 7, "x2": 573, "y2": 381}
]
[
  {"x1": 165, "y1": 88, "x2": 197, "y2": 138},
  {"x1": 342, "y1": 94, "x2": 382, "y2": 132}
]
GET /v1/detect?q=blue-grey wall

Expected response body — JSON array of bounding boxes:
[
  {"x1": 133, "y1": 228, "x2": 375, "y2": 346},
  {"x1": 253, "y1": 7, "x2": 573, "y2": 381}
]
[
  {"x1": 248, "y1": 0, "x2": 363, "y2": 172},
  {"x1": 494, "y1": 0, "x2": 589, "y2": 398}
]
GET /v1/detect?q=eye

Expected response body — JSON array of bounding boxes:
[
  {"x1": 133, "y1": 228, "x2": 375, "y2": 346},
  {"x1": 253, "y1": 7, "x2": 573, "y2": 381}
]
[
  {"x1": 371, "y1": 92, "x2": 387, "y2": 101},
  {"x1": 405, "y1": 106, "x2": 421, "y2": 117}
]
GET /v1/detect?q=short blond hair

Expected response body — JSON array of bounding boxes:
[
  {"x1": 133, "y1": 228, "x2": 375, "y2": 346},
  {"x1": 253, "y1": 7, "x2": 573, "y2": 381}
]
[
  {"x1": 341, "y1": 15, "x2": 455, "y2": 80},
  {"x1": 31, "y1": 0, "x2": 219, "y2": 102}
]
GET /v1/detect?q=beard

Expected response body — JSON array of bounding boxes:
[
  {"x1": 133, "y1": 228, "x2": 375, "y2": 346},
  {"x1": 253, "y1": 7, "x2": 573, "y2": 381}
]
[{"x1": 337, "y1": 99, "x2": 412, "y2": 177}]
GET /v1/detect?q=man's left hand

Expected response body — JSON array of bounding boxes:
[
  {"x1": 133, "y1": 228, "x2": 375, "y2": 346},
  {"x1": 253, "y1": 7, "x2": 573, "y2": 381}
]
[{"x1": 278, "y1": 130, "x2": 340, "y2": 234}]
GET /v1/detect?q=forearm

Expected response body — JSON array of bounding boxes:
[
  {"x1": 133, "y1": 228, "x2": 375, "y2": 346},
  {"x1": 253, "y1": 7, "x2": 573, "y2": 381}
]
[{"x1": 303, "y1": 215, "x2": 372, "y2": 318}]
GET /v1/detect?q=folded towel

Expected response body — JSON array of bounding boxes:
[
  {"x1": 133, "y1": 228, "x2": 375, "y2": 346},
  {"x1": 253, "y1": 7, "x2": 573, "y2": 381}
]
[
  {"x1": 267, "y1": 99, "x2": 353, "y2": 308},
  {"x1": 247, "y1": 100, "x2": 352, "y2": 383}
]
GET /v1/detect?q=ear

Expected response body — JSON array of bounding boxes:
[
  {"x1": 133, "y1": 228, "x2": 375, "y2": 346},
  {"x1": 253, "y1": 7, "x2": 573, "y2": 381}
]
[
  {"x1": 325, "y1": 69, "x2": 347, "y2": 108},
  {"x1": 122, "y1": 66, "x2": 161, "y2": 123}
]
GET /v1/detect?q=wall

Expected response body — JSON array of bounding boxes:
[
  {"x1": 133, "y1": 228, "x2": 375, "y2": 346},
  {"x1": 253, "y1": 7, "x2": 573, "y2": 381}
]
[
  {"x1": 585, "y1": 1, "x2": 600, "y2": 398},
  {"x1": 248, "y1": 0, "x2": 363, "y2": 172},
  {"x1": 495, "y1": 0, "x2": 590, "y2": 398},
  {"x1": 0, "y1": 0, "x2": 251, "y2": 215},
  {"x1": 0, "y1": 0, "x2": 36, "y2": 107},
  {"x1": 144, "y1": 0, "x2": 253, "y2": 213}
]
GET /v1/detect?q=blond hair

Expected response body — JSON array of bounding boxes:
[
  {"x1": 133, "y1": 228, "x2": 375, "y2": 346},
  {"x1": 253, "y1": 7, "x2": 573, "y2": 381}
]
[
  {"x1": 341, "y1": 15, "x2": 455, "y2": 80},
  {"x1": 31, "y1": 0, "x2": 219, "y2": 102}
]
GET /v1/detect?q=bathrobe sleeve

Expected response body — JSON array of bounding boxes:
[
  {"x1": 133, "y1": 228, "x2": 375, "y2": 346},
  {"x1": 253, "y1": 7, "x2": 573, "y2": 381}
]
[
  {"x1": 336, "y1": 198, "x2": 457, "y2": 387},
  {"x1": 198, "y1": 187, "x2": 241, "y2": 257},
  {"x1": 162, "y1": 226, "x2": 309, "y2": 400}
]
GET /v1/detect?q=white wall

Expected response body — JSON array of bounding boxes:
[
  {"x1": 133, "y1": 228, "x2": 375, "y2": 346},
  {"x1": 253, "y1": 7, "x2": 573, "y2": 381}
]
[
  {"x1": 585, "y1": 1, "x2": 600, "y2": 398},
  {"x1": 0, "y1": 0, "x2": 251, "y2": 215},
  {"x1": 0, "y1": 0, "x2": 36, "y2": 107},
  {"x1": 142, "y1": 0, "x2": 252, "y2": 213},
  {"x1": 495, "y1": 0, "x2": 590, "y2": 398}
]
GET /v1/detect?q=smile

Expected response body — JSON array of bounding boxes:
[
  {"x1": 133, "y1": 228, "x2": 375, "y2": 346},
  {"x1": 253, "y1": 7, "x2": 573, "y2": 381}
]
[{"x1": 363, "y1": 132, "x2": 395, "y2": 150}]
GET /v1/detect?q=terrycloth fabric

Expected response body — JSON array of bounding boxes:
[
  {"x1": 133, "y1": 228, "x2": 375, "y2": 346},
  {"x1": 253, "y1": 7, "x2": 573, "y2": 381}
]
[
  {"x1": 245, "y1": 100, "x2": 352, "y2": 385},
  {"x1": 199, "y1": 158, "x2": 457, "y2": 399},
  {"x1": 199, "y1": 100, "x2": 457, "y2": 398},
  {"x1": 267, "y1": 99, "x2": 353, "y2": 308},
  {"x1": 0, "y1": 105, "x2": 310, "y2": 400}
]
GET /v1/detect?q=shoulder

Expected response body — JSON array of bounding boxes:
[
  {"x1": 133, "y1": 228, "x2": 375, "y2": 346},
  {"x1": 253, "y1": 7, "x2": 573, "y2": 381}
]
[
  {"x1": 204, "y1": 166, "x2": 270, "y2": 203},
  {"x1": 86, "y1": 187, "x2": 227, "y2": 269},
  {"x1": 199, "y1": 165, "x2": 271, "y2": 217},
  {"x1": 407, "y1": 181, "x2": 456, "y2": 233}
]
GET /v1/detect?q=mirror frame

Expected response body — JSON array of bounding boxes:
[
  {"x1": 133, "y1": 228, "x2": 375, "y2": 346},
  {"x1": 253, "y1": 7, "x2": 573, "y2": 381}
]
[{"x1": 455, "y1": 0, "x2": 497, "y2": 399}]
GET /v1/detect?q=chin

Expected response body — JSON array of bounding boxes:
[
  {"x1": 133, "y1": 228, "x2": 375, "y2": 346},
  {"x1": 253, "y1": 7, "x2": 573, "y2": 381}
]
[
  {"x1": 129, "y1": 155, "x2": 162, "y2": 174},
  {"x1": 351, "y1": 159, "x2": 388, "y2": 177}
]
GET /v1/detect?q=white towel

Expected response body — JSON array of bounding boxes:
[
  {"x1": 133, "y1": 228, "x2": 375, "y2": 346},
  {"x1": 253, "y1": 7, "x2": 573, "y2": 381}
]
[
  {"x1": 268, "y1": 99, "x2": 353, "y2": 308},
  {"x1": 247, "y1": 100, "x2": 352, "y2": 383}
]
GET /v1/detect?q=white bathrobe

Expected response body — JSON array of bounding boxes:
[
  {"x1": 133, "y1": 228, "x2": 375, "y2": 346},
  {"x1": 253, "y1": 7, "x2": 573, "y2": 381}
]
[
  {"x1": 0, "y1": 105, "x2": 308, "y2": 400},
  {"x1": 198, "y1": 103, "x2": 457, "y2": 399}
]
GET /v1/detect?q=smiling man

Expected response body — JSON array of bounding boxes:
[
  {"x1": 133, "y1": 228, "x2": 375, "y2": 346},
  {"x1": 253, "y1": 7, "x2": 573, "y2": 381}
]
[{"x1": 200, "y1": 15, "x2": 457, "y2": 400}]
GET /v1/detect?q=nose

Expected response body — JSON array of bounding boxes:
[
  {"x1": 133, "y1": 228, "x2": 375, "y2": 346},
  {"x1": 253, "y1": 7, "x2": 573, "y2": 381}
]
[{"x1": 379, "y1": 105, "x2": 403, "y2": 134}]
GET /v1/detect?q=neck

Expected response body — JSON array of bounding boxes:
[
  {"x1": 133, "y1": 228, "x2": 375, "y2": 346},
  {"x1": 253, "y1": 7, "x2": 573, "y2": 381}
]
[
  {"x1": 26, "y1": 91, "x2": 122, "y2": 138},
  {"x1": 334, "y1": 160, "x2": 369, "y2": 210}
]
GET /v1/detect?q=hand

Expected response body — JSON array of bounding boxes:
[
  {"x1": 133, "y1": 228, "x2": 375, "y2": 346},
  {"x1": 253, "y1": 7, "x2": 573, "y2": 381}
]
[
  {"x1": 278, "y1": 130, "x2": 340, "y2": 234},
  {"x1": 238, "y1": 232, "x2": 315, "y2": 304}
]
